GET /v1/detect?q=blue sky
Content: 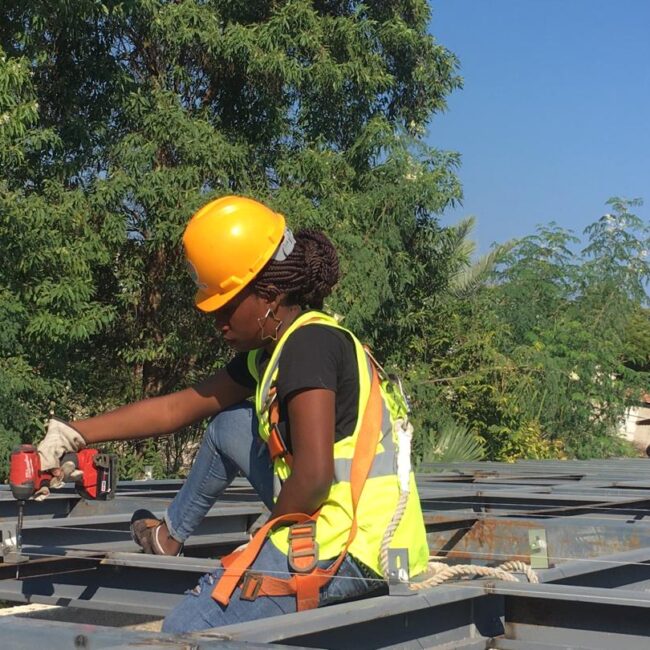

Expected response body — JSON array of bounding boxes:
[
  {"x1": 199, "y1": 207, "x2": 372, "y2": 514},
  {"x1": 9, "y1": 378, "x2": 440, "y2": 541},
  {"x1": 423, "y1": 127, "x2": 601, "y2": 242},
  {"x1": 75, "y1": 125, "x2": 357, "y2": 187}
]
[{"x1": 426, "y1": 0, "x2": 650, "y2": 253}]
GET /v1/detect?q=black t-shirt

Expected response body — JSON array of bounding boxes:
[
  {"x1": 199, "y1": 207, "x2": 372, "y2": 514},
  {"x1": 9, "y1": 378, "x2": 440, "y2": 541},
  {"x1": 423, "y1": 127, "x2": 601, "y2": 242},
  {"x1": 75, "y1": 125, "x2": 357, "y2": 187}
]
[{"x1": 225, "y1": 324, "x2": 360, "y2": 451}]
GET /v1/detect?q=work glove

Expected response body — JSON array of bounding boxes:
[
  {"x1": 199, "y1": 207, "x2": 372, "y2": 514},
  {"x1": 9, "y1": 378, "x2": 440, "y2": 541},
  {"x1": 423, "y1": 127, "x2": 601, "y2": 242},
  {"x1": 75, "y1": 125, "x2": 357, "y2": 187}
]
[{"x1": 36, "y1": 418, "x2": 86, "y2": 495}]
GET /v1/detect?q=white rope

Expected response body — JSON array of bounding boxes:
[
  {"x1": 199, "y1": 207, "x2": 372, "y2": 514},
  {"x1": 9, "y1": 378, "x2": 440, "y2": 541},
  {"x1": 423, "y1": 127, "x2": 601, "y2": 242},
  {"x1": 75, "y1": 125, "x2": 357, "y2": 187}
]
[
  {"x1": 379, "y1": 419, "x2": 540, "y2": 590},
  {"x1": 409, "y1": 559, "x2": 539, "y2": 590},
  {"x1": 379, "y1": 491, "x2": 409, "y2": 578}
]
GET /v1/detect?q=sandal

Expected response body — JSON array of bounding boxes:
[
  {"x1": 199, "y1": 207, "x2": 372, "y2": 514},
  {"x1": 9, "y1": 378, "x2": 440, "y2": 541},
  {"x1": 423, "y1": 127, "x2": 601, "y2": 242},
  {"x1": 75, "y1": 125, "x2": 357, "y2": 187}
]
[{"x1": 130, "y1": 509, "x2": 182, "y2": 555}]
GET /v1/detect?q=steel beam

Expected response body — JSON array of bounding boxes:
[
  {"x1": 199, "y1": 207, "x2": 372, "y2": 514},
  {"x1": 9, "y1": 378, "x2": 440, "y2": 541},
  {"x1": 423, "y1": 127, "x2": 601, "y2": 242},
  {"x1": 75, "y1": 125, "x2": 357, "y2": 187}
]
[
  {"x1": 426, "y1": 510, "x2": 650, "y2": 566},
  {"x1": 3, "y1": 463, "x2": 650, "y2": 648},
  {"x1": 0, "y1": 476, "x2": 260, "y2": 519},
  {"x1": 3, "y1": 501, "x2": 263, "y2": 557},
  {"x1": 1, "y1": 615, "x2": 302, "y2": 650},
  {"x1": 218, "y1": 580, "x2": 650, "y2": 649},
  {"x1": 490, "y1": 582, "x2": 650, "y2": 650},
  {"x1": 216, "y1": 584, "x2": 497, "y2": 649},
  {"x1": 0, "y1": 557, "x2": 197, "y2": 616}
]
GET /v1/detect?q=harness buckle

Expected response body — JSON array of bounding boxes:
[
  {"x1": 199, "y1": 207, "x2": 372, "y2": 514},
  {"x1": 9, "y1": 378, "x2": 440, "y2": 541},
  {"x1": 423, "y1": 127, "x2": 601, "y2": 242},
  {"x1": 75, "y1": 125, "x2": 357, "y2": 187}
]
[
  {"x1": 240, "y1": 571, "x2": 263, "y2": 601},
  {"x1": 288, "y1": 521, "x2": 319, "y2": 573}
]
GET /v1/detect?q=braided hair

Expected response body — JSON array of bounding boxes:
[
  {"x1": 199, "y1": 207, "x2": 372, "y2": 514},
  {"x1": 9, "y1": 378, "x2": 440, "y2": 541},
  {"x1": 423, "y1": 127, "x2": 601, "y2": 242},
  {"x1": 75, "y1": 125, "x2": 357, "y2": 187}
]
[{"x1": 252, "y1": 229, "x2": 340, "y2": 309}]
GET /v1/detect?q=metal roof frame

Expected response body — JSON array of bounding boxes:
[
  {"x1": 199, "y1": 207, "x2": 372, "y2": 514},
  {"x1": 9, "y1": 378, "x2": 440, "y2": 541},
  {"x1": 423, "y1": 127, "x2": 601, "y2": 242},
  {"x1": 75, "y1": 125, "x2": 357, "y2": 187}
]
[{"x1": 3, "y1": 461, "x2": 650, "y2": 648}]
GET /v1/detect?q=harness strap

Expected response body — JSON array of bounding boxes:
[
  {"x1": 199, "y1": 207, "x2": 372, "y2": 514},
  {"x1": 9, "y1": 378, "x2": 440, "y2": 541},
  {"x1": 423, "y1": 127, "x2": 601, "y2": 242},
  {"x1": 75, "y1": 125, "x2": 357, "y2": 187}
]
[
  {"x1": 267, "y1": 393, "x2": 293, "y2": 465},
  {"x1": 212, "y1": 511, "x2": 317, "y2": 606},
  {"x1": 212, "y1": 362, "x2": 383, "y2": 611}
]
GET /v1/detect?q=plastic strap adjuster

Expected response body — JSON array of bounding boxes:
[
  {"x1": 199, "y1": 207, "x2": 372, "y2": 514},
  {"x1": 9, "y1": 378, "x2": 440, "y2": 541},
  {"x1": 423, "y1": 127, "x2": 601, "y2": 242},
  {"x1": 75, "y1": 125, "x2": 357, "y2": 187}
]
[
  {"x1": 288, "y1": 521, "x2": 319, "y2": 573},
  {"x1": 240, "y1": 571, "x2": 263, "y2": 601}
]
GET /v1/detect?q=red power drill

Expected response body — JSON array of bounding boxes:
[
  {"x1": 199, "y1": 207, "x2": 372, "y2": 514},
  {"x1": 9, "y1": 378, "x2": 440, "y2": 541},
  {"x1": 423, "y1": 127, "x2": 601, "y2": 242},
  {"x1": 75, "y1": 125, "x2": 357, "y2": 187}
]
[
  {"x1": 9, "y1": 444, "x2": 117, "y2": 501},
  {"x1": 7, "y1": 445, "x2": 117, "y2": 564}
]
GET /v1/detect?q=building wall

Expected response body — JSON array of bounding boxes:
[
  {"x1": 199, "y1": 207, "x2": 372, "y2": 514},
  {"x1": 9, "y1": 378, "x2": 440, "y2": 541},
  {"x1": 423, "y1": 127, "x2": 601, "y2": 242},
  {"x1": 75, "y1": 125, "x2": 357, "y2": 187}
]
[{"x1": 620, "y1": 404, "x2": 650, "y2": 452}]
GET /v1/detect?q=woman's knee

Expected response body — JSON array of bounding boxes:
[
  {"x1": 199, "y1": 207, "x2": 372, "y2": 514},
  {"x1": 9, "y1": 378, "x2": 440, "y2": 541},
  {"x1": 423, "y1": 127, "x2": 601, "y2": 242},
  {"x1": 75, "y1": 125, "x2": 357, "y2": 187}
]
[{"x1": 205, "y1": 402, "x2": 256, "y2": 452}]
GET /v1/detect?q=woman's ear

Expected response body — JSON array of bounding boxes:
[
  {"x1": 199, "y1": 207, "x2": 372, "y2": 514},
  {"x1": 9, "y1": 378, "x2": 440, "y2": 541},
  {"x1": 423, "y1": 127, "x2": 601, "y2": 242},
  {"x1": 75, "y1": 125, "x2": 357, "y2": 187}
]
[{"x1": 265, "y1": 286, "x2": 284, "y2": 311}]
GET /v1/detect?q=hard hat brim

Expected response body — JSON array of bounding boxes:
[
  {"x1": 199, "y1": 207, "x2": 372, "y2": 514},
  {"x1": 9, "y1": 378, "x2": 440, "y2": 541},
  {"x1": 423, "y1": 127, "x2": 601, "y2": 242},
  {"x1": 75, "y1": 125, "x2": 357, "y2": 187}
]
[{"x1": 194, "y1": 284, "x2": 247, "y2": 313}]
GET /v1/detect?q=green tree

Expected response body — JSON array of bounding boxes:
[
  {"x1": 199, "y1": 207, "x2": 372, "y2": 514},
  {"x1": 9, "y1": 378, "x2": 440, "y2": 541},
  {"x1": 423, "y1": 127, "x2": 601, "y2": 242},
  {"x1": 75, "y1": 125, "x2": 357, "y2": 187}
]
[
  {"x1": 0, "y1": 1, "x2": 463, "y2": 475},
  {"x1": 427, "y1": 199, "x2": 649, "y2": 461},
  {"x1": 622, "y1": 306, "x2": 650, "y2": 373},
  {"x1": 0, "y1": 48, "x2": 116, "y2": 473},
  {"x1": 381, "y1": 215, "x2": 512, "y2": 463}
]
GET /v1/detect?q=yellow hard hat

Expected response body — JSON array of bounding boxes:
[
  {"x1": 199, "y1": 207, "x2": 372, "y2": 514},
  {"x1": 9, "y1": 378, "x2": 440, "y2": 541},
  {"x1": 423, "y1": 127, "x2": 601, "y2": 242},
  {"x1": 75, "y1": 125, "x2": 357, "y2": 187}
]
[{"x1": 183, "y1": 196, "x2": 286, "y2": 312}]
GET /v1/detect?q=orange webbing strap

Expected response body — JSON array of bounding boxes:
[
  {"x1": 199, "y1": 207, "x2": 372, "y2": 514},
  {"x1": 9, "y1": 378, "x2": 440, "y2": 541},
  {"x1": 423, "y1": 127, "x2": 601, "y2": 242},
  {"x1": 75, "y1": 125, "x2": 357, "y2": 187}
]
[
  {"x1": 212, "y1": 512, "x2": 316, "y2": 607},
  {"x1": 212, "y1": 362, "x2": 383, "y2": 611},
  {"x1": 288, "y1": 520, "x2": 318, "y2": 572},
  {"x1": 267, "y1": 395, "x2": 293, "y2": 465}
]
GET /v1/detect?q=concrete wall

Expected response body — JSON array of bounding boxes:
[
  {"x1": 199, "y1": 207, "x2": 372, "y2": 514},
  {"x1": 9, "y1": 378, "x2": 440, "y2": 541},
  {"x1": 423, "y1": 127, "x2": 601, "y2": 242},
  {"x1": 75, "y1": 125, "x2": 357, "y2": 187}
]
[{"x1": 620, "y1": 403, "x2": 650, "y2": 452}]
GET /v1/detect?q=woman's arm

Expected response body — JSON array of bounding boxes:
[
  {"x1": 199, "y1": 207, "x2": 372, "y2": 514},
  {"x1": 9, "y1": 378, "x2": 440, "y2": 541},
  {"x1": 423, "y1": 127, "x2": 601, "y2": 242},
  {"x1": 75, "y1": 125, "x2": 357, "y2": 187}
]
[
  {"x1": 270, "y1": 388, "x2": 335, "y2": 517},
  {"x1": 74, "y1": 369, "x2": 253, "y2": 444}
]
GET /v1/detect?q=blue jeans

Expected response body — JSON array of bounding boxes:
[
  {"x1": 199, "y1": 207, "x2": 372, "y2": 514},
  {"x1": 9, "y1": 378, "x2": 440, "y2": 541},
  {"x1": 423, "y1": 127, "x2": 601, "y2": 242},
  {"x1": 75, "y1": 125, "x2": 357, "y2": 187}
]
[
  {"x1": 165, "y1": 403, "x2": 275, "y2": 540},
  {"x1": 161, "y1": 403, "x2": 386, "y2": 633}
]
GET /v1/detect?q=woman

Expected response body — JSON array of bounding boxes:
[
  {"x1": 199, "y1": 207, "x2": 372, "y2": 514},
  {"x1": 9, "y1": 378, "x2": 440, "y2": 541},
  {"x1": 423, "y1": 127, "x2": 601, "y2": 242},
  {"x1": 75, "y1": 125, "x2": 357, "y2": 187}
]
[{"x1": 37, "y1": 195, "x2": 429, "y2": 633}]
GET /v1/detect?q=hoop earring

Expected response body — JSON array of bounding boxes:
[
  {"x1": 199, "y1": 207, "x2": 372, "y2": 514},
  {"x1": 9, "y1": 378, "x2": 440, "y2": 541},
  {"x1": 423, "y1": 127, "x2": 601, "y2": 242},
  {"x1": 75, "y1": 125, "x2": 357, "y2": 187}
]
[{"x1": 258, "y1": 308, "x2": 283, "y2": 342}]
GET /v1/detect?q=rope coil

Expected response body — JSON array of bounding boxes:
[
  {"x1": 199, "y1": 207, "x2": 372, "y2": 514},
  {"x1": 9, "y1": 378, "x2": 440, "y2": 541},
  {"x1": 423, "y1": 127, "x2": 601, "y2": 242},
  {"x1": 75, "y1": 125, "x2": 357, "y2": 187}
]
[
  {"x1": 379, "y1": 470, "x2": 539, "y2": 590},
  {"x1": 409, "y1": 558, "x2": 538, "y2": 590}
]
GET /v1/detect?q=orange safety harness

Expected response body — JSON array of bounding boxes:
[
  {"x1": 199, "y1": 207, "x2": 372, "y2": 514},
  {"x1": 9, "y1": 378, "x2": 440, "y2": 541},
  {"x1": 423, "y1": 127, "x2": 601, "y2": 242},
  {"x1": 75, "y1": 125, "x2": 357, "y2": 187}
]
[{"x1": 211, "y1": 360, "x2": 383, "y2": 611}]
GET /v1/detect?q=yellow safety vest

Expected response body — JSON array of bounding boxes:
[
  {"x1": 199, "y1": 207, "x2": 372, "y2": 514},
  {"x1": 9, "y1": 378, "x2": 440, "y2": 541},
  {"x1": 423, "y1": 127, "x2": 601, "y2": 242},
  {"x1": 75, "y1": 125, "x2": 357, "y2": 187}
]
[{"x1": 247, "y1": 310, "x2": 429, "y2": 577}]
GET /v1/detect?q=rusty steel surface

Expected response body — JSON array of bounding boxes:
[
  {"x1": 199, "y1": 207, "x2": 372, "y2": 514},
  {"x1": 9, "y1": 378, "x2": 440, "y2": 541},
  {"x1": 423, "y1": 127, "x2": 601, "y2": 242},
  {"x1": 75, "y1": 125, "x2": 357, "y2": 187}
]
[
  {"x1": 425, "y1": 511, "x2": 650, "y2": 565},
  {"x1": 416, "y1": 460, "x2": 650, "y2": 572}
]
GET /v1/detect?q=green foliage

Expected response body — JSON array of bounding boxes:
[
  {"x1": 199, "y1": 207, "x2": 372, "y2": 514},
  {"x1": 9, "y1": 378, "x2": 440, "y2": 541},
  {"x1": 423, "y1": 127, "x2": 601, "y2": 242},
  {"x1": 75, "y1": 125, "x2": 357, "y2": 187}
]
[
  {"x1": 0, "y1": 2, "x2": 646, "y2": 478},
  {"x1": 418, "y1": 418, "x2": 484, "y2": 466},
  {"x1": 622, "y1": 307, "x2": 650, "y2": 372},
  {"x1": 107, "y1": 439, "x2": 166, "y2": 481},
  {"x1": 510, "y1": 198, "x2": 648, "y2": 458},
  {"x1": 0, "y1": 1, "x2": 463, "y2": 478},
  {"x1": 414, "y1": 200, "x2": 648, "y2": 461},
  {"x1": 0, "y1": 48, "x2": 116, "y2": 472}
]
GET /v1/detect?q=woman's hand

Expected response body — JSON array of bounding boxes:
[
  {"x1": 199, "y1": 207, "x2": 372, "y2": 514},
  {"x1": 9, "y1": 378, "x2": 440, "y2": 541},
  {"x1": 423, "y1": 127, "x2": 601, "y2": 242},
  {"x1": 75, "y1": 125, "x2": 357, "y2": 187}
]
[
  {"x1": 34, "y1": 419, "x2": 87, "y2": 498},
  {"x1": 37, "y1": 418, "x2": 87, "y2": 471}
]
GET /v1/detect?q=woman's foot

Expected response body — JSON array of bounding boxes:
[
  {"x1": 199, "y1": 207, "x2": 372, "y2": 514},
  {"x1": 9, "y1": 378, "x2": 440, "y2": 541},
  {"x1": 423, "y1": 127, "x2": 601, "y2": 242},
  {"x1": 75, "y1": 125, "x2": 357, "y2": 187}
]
[{"x1": 130, "y1": 509, "x2": 183, "y2": 555}]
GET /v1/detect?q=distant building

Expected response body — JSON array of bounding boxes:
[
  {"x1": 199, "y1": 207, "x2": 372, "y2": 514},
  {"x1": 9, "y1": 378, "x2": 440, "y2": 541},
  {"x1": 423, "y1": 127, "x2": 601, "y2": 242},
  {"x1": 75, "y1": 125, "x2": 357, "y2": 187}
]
[{"x1": 619, "y1": 393, "x2": 650, "y2": 453}]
